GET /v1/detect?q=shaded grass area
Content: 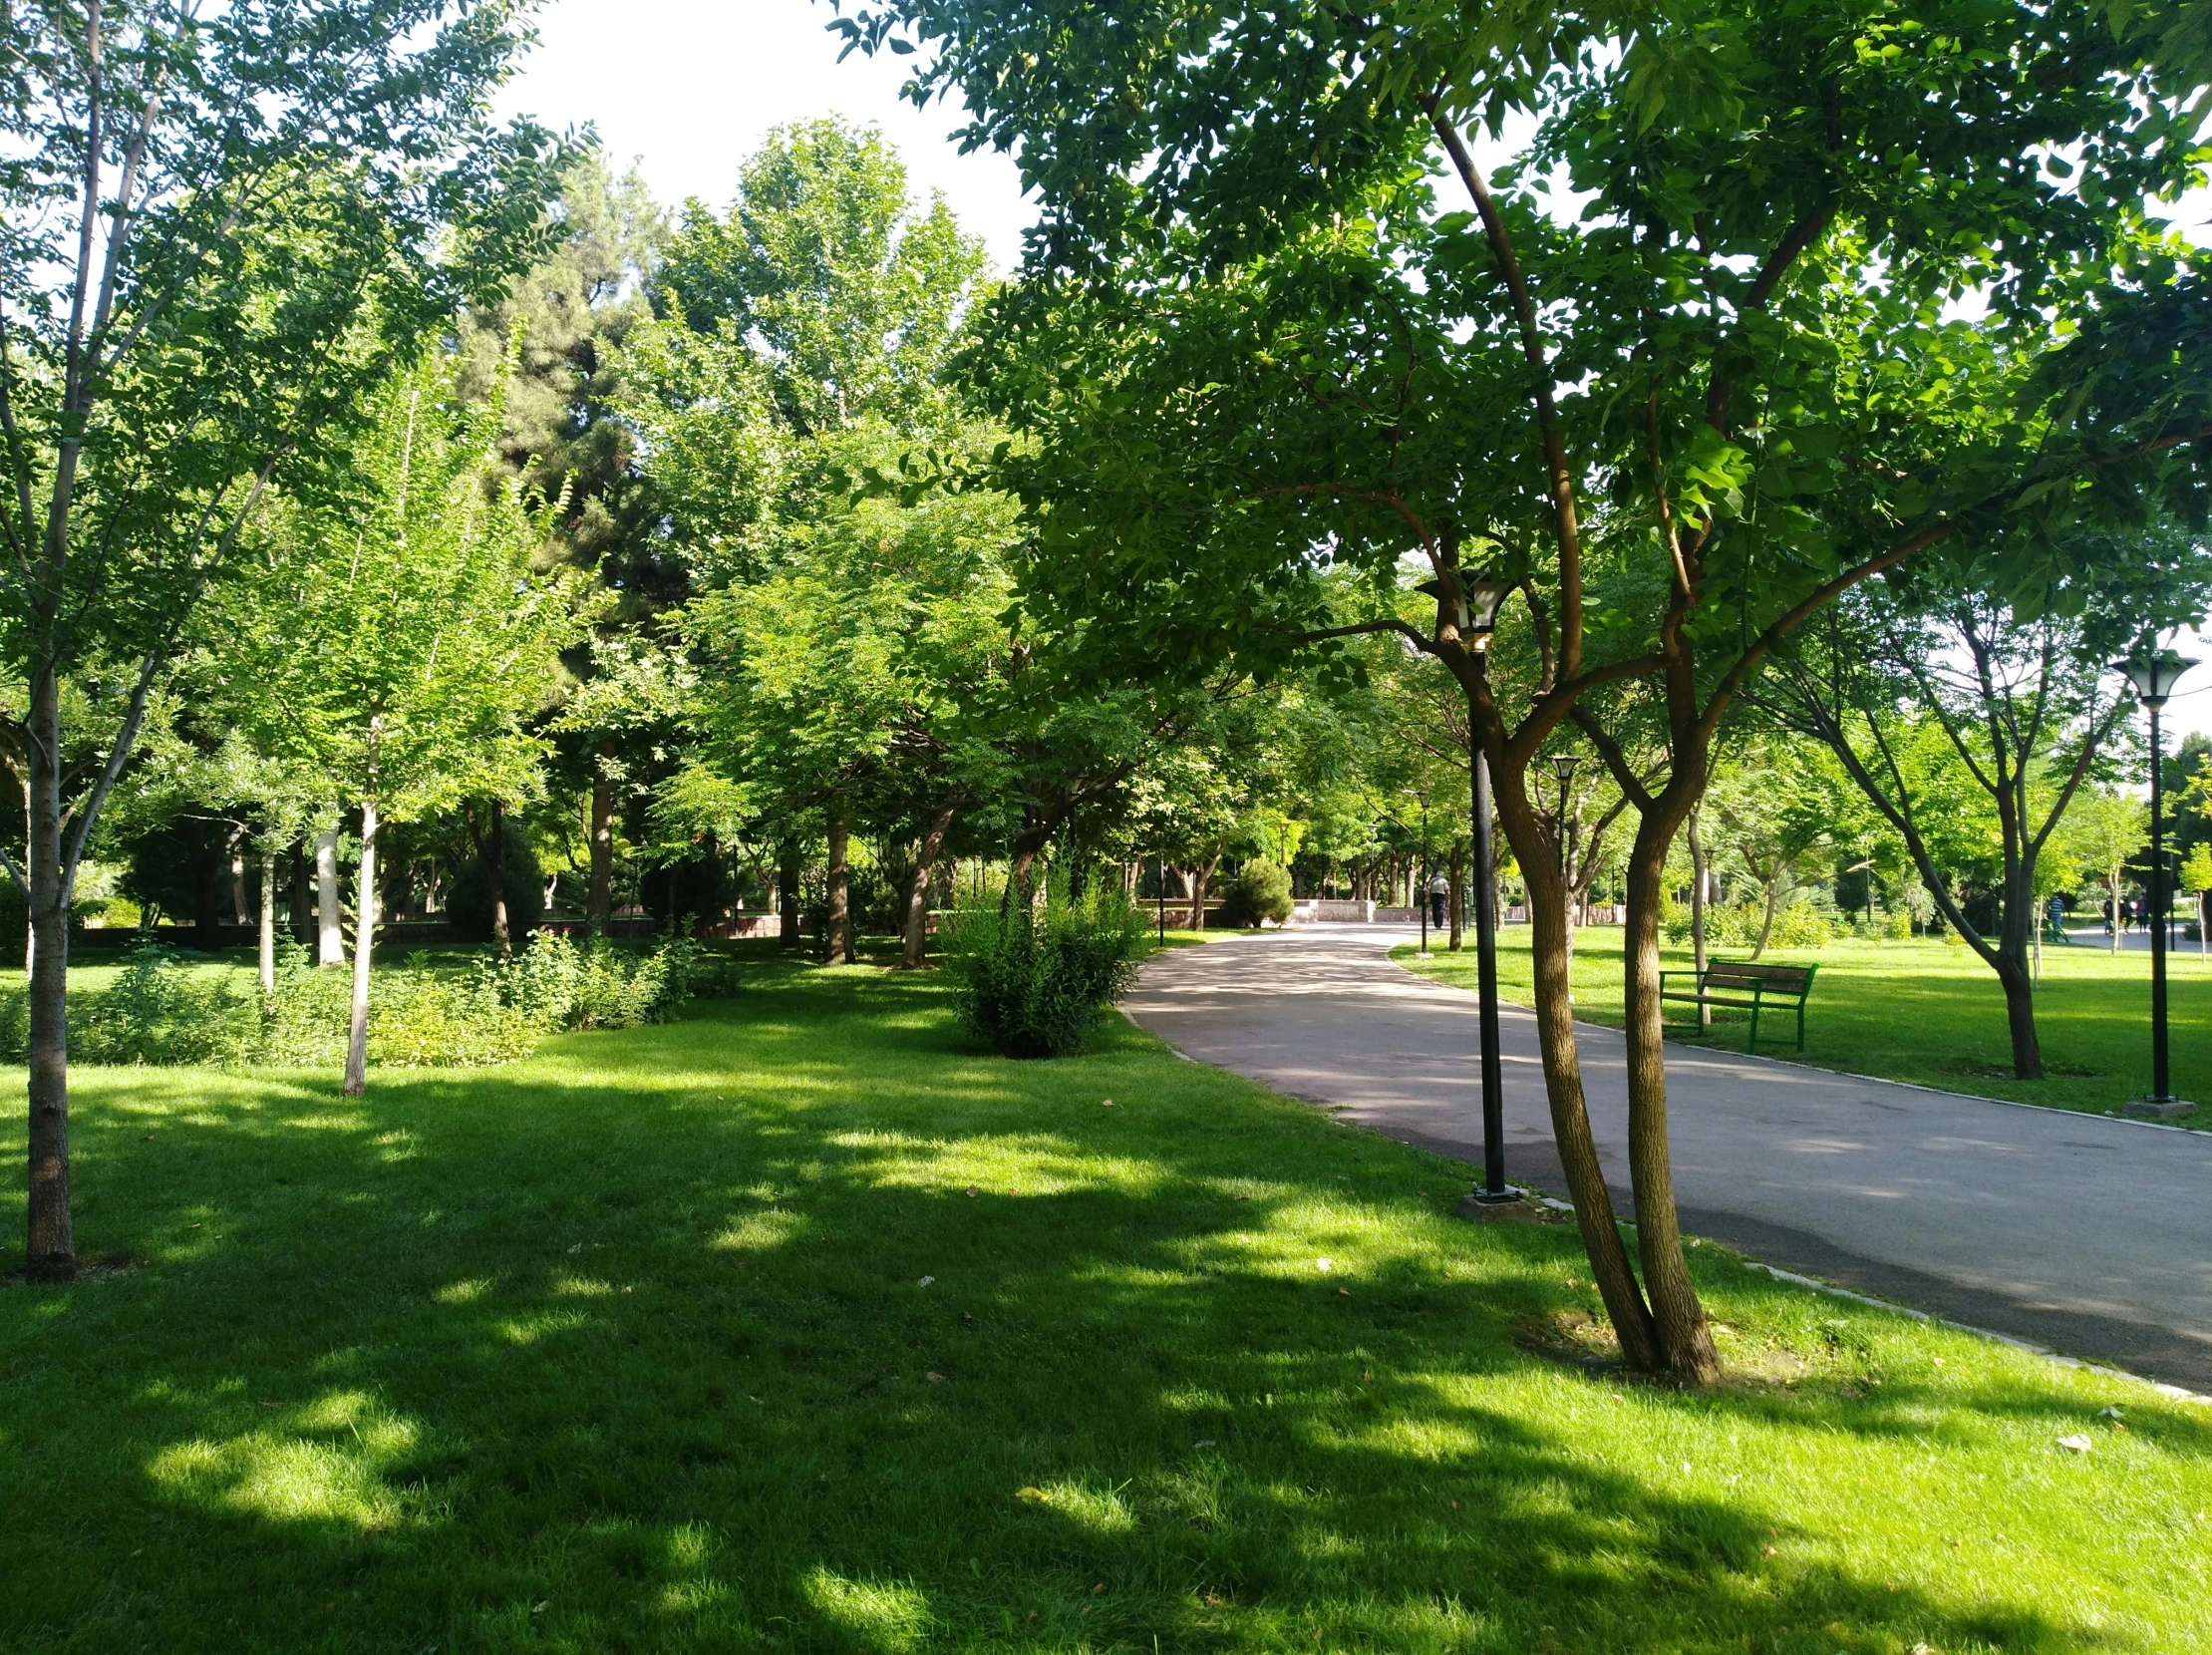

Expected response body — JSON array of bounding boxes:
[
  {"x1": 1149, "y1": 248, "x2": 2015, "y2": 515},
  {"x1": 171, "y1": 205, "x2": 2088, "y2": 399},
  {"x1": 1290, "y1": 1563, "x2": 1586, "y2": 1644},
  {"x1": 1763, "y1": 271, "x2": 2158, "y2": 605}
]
[
  {"x1": 1397, "y1": 928, "x2": 2210, "y2": 1119},
  {"x1": 1, "y1": 962, "x2": 2206, "y2": 1653}
]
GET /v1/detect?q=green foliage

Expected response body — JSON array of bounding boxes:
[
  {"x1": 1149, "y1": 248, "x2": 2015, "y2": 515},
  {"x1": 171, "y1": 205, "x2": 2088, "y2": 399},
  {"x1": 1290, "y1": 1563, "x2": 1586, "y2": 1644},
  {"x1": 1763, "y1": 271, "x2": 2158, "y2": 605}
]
[
  {"x1": 1219, "y1": 858, "x2": 1295, "y2": 928},
  {"x1": 1666, "y1": 900, "x2": 1833, "y2": 952},
  {"x1": 942, "y1": 886, "x2": 1146, "y2": 1058},
  {"x1": 0, "y1": 934, "x2": 730, "y2": 1070}
]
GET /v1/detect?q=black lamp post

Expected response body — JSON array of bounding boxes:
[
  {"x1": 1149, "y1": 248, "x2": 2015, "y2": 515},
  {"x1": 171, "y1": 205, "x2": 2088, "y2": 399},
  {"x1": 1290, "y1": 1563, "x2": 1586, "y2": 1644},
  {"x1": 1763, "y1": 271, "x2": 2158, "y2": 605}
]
[
  {"x1": 1156, "y1": 853, "x2": 1166, "y2": 944},
  {"x1": 1457, "y1": 569, "x2": 1518, "y2": 1204},
  {"x1": 2116, "y1": 646, "x2": 2196, "y2": 1108},
  {"x1": 1549, "y1": 753, "x2": 1585, "y2": 887}
]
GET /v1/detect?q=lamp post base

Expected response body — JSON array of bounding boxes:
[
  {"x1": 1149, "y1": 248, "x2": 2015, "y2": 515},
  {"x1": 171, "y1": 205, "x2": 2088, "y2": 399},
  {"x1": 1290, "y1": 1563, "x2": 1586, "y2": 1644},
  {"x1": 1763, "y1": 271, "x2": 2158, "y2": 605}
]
[
  {"x1": 1456, "y1": 1186, "x2": 1545, "y2": 1223},
  {"x1": 2123, "y1": 1096, "x2": 2197, "y2": 1121}
]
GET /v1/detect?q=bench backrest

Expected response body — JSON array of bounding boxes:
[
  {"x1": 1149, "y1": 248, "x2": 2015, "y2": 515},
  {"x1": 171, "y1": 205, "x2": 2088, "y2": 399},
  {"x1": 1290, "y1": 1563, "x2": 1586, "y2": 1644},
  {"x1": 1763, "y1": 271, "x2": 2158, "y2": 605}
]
[{"x1": 1704, "y1": 961, "x2": 1816, "y2": 994}]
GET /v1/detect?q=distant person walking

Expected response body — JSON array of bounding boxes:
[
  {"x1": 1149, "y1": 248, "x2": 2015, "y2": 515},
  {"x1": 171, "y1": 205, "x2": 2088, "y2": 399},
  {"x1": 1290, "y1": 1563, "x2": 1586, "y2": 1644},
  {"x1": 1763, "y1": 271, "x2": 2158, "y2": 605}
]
[{"x1": 1426, "y1": 871, "x2": 1449, "y2": 930}]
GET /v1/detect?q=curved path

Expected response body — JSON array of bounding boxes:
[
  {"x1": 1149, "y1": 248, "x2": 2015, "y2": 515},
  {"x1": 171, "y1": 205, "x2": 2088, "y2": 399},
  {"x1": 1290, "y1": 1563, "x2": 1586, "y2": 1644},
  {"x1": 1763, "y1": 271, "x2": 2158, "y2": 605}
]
[{"x1": 1122, "y1": 925, "x2": 2212, "y2": 1390}]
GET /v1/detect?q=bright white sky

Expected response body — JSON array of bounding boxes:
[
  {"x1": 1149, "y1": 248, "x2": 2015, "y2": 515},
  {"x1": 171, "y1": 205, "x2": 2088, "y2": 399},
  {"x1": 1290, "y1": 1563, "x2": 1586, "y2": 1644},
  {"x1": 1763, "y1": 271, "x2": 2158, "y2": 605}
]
[
  {"x1": 493, "y1": 0, "x2": 2212, "y2": 747},
  {"x1": 491, "y1": 0, "x2": 1036, "y2": 271}
]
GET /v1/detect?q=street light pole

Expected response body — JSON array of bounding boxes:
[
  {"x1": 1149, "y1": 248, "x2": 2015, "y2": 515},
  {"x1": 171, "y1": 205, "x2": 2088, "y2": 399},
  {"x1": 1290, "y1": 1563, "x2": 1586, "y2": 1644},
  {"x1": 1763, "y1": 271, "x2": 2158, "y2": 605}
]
[
  {"x1": 1441, "y1": 568, "x2": 1518, "y2": 1206},
  {"x1": 1156, "y1": 854, "x2": 1166, "y2": 944},
  {"x1": 2117, "y1": 645, "x2": 2196, "y2": 1111}
]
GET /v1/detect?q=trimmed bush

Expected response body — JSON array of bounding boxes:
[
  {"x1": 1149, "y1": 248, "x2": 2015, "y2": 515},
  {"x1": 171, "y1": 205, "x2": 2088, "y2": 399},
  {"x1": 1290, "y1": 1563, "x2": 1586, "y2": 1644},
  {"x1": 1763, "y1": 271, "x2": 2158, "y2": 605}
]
[
  {"x1": 1219, "y1": 858, "x2": 1294, "y2": 928},
  {"x1": 942, "y1": 885, "x2": 1145, "y2": 1058}
]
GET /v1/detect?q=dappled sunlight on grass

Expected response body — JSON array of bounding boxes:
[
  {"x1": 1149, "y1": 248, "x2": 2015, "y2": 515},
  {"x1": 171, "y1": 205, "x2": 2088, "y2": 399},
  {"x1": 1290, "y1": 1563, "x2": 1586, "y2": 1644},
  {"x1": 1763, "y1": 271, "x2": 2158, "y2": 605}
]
[{"x1": 0, "y1": 957, "x2": 2204, "y2": 1649}]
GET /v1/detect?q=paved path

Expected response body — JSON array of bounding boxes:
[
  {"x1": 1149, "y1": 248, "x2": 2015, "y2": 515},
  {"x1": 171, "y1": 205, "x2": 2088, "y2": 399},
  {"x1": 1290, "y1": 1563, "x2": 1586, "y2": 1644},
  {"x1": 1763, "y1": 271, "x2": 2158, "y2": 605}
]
[{"x1": 1122, "y1": 925, "x2": 2212, "y2": 1390}]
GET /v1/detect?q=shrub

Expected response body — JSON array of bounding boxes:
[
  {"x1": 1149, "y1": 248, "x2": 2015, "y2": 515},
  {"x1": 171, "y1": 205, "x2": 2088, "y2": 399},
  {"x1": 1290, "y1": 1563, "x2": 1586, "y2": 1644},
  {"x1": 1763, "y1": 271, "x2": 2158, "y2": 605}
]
[
  {"x1": 445, "y1": 826, "x2": 546, "y2": 942},
  {"x1": 74, "y1": 946, "x2": 249, "y2": 1065},
  {"x1": 1219, "y1": 859, "x2": 1294, "y2": 928},
  {"x1": 942, "y1": 885, "x2": 1146, "y2": 1059},
  {"x1": 0, "y1": 932, "x2": 735, "y2": 1071}
]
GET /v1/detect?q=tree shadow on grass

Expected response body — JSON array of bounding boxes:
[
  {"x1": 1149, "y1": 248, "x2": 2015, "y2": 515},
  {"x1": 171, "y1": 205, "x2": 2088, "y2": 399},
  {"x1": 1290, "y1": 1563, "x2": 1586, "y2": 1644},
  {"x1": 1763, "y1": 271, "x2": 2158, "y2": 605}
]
[{"x1": 0, "y1": 977, "x2": 2163, "y2": 1652}]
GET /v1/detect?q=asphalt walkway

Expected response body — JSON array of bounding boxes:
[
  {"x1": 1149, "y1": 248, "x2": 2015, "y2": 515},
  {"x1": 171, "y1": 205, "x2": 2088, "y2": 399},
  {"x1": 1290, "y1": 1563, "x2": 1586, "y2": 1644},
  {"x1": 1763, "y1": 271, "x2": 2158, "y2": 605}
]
[{"x1": 1121, "y1": 925, "x2": 2212, "y2": 1390}]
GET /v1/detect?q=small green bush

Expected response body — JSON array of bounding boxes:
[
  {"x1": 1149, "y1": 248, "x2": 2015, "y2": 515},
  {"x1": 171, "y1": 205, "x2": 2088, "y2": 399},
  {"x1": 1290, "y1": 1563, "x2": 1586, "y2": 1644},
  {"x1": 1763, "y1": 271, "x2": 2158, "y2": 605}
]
[
  {"x1": 1219, "y1": 859, "x2": 1294, "y2": 928},
  {"x1": 942, "y1": 885, "x2": 1145, "y2": 1059},
  {"x1": 74, "y1": 946, "x2": 250, "y2": 1066}
]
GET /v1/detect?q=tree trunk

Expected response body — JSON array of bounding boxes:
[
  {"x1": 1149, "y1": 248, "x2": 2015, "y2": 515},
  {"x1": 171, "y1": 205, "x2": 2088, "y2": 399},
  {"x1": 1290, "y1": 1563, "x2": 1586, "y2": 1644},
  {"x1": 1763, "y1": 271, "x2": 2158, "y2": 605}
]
[
  {"x1": 1190, "y1": 856, "x2": 1219, "y2": 930},
  {"x1": 588, "y1": 766, "x2": 613, "y2": 934},
  {"x1": 291, "y1": 844, "x2": 314, "y2": 945},
  {"x1": 1748, "y1": 875, "x2": 1780, "y2": 960},
  {"x1": 344, "y1": 799, "x2": 379, "y2": 1098},
  {"x1": 23, "y1": 663, "x2": 73, "y2": 1279},
  {"x1": 1447, "y1": 840, "x2": 1466, "y2": 951},
  {"x1": 316, "y1": 827, "x2": 345, "y2": 967},
  {"x1": 900, "y1": 798, "x2": 959, "y2": 969},
  {"x1": 258, "y1": 850, "x2": 277, "y2": 995},
  {"x1": 1620, "y1": 810, "x2": 1723, "y2": 1385},
  {"x1": 2108, "y1": 870, "x2": 2122, "y2": 953},
  {"x1": 487, "y1": 800, "x2": 510, "y2": 959},
  {"x1": 824, "y1": 813, "x2": 853, "y2": 965},
  {"x1": 1499, "y1": 790, "x2": 1659, "y2": 1372},
  {"x1": 229, "y1": 833, "x2": 249, "y2": 925},
  {"x1": 1687, "y1": 806, "x2": 1711, "y2": 1026},
  {"x1": 1998, "y1": 873, "x2": 2044, "y2": 1080},
  {"x1": 778, "y1": 838, "x2": 802, "y2": 950}
]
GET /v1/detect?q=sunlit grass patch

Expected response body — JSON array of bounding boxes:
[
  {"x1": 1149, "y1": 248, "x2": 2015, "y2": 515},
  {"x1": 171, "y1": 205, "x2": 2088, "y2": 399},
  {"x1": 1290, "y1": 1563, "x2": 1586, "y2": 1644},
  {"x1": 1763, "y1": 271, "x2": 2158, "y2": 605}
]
[
  {"x1": 1400, "y1": 929, "x2": 2212, "y2": 1116},
  {"x1": 0, "y1": 953, "x2": 2203, "y2": 1651}
]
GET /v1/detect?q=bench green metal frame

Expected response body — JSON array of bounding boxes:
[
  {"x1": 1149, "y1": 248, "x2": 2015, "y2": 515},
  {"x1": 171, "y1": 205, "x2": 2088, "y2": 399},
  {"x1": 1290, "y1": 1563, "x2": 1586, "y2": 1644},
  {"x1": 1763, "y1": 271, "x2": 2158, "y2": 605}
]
[{"x1": 1658, "y1": 960, "x2": 1818, "y2": 1053}]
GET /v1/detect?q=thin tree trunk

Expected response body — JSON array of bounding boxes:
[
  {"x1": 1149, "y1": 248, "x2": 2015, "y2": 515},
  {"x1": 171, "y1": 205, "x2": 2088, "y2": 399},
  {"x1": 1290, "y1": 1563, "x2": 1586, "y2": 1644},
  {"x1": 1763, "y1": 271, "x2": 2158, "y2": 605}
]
[
  {"x1": 1621, "y1": 812, "x2": 1722, "y2": 1384},
  {"x1": 2109, "y1": 871, "x2": 2122, "y2": 953},
  {"x1": 316, "y1": 826, "x2": 345, "y2": 967},
  {"x1": 588, "y1": 766, "x2": 613, "y2": 933},
  {"x1": 778, "y1": 838, "x2": 802, "y2": 951},
  {"x1": 487, "y1": 800, "x2": 510, "y2": 959},
  {"x1": 24, "y1": 663, "x2": 73, "y2": 1279},
  {"x1": 291, "y1": 843, "x2": 313, "y2": 944},
  {"x1": 1688, "y1": 806, "x2": 1711, "y2": 1026},
  {"x1": 824, "y1": 813, "x2": 853, "y2": 965},
  {"x1": 1748, "y1": 875, "x2": 1780, "y2": 960},
  {"x1": 344, "y1": 799, "x2": 379, "y2": 1098},
  {"x1": 229, "y1": 833, "x2": 249, "y2": 925},
  {"x1": 900, "y1": 798, "x2": 959, "y2": 969},
  {"x1": 257, "y1": 850, "x2": 276, "y2": 994},
  {"x1": 1447, "y1": 840, "x2": 1466, "y2": 951},
  {"x1": 1190, "y1": 856, "x2": 1219, "y2": 930}
]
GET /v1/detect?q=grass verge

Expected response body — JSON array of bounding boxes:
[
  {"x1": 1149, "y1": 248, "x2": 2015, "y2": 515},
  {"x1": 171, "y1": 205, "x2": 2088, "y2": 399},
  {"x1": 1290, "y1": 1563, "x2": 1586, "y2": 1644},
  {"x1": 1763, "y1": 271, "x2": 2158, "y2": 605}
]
[
  {"x1": 2, "y1": 960, "x2": 2206, "y2": 1652},
  {"x1": 1396, "y1": 928, "x2": 2209, "y2": 1119}
]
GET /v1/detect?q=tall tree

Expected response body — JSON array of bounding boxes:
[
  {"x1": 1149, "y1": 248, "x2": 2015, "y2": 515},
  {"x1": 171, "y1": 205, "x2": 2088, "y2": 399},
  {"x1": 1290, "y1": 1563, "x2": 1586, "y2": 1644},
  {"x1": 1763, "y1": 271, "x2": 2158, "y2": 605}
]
[
  {"x1": 0, "y1": 0, "x2": 560, "y2": 1278},
  {"x1": 215, "y1": 349, "x2": 579, "y2": 1094},
  {"x1": 838, "y1": 0, "x2": 2212, "y2": 1384}
]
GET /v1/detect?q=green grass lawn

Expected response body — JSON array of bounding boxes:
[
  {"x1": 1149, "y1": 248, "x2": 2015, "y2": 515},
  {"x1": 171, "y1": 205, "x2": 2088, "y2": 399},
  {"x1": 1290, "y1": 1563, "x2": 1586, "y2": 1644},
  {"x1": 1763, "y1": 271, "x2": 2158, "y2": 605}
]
[
  {"x1": 1396, "y1": 927, "x2": 2212, "y2": 1119},
  {"x1": 3, "y1": 961, "x2": 2208, "y2": 1653}
]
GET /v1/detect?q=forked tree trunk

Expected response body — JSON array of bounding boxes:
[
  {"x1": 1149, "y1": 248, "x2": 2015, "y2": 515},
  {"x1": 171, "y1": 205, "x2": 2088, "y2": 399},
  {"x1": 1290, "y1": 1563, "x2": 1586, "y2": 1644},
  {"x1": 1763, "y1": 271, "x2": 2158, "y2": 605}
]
[
  {"x1": 1489, "y1": 778, "x2": 1660, "y2": 1372},
  {"x1": 315, "y1": 827, "x2": 345, "y2": 967},
  {"x1": 824, "y1": 814, "x2": 853, "y2": 966},
  {"x1": 1748, "y1": 874, "x2": 1780, "y2": 960},
  {"x1": 900, "y1": 798, "x2": 959, "y2": 969},
  {"x1": 24, "y1": 664, "x2": 73, "y2": 1279},
  {"x1": 588, "y1": 767, "x2": 613, "y2": 933},
  {"x1": 344, "y1": 799, "x2": 379, "y2": 1098},
  {"x1": 1620, "y1": 810, "x2": 1722, "y2": 1385},
  {"x1": 258, "y1": 850, "x2": 277, "y2": 995}
]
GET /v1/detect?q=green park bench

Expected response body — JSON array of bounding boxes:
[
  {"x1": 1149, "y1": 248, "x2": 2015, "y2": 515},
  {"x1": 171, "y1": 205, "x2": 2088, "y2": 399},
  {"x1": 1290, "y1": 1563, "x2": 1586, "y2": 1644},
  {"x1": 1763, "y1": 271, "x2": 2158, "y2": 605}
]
[{"x1": 1659, "y1": 960, "x2": 1818, "y2": 1054}]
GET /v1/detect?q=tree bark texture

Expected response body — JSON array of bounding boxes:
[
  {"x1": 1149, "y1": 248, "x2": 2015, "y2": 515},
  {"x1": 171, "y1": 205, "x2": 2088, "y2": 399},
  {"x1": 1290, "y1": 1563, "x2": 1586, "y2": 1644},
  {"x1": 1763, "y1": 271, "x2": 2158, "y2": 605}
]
[
  {"x1": 824, "y1": 814, "x2": 853, "y2": 965},
  {"x1": 900, "y1": 798, "x2": 959, "y2": 969},
  {"x1": 1619, "y1": 807, "x2": 1723, "y2": 1384},
  {"x1": 344, "y1": 800, "x2": 379, "y2": 1098},
  {"x1": 588, "y1": 767, "x2": 613, "y2": 933},
  {"x1": 316, "y1": 827, "x2": 345, "y2": 967},
  {"x1": 24, "y1": 663, "x2": 73, "y2": 1279}
]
